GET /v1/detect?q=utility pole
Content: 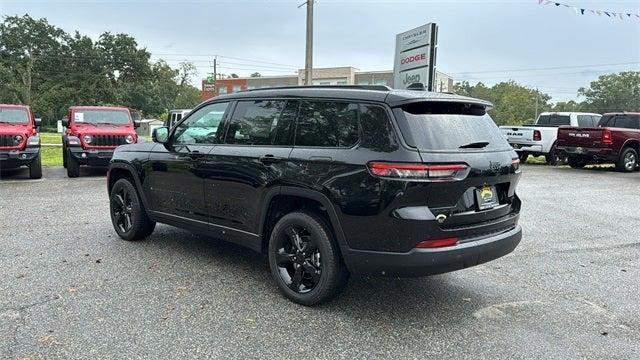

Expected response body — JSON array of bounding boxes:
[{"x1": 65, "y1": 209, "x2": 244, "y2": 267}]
[
  {"x1": 300, "y1": 0, "x2": 314, "y2": 85},
  {"x1": 535, "y1": 87, "x2": 539, "y2": 119},
  {"x1": 213, "y1": 56, "x2": 217, "y2": 85}
]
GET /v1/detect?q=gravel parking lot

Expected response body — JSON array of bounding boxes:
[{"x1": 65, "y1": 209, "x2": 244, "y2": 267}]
[{"x1": 1, "y1": 165, "x2": 638, "y2": 359}]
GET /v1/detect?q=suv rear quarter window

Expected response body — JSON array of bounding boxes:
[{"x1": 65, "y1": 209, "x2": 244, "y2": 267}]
[
  {"x1": 295, "y1": 100, "x2": 359, "y2": 148},
  {"x1": 359, "y1": 104, "x2": 398, "y2": 151}
]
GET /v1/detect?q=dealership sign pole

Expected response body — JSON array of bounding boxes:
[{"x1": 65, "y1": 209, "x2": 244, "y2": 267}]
[{"x1": 393, "y1": 23, "x2": 438, "y2": 91}]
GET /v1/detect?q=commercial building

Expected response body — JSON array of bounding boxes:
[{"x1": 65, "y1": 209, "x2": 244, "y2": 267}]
[{"x1": 201, "y1": 66, "x2": 454, "y2": 100}]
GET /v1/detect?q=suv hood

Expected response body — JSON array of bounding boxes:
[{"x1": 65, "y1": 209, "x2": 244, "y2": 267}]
[{"x1": 0, "y1": 123, "x2": 33, "y2": 135}]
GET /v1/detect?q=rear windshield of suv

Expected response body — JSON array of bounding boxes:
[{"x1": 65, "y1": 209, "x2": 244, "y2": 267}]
[
  {"x1": 537, "y1": 114, "x2": 570, "y2": 126},
  {"x1": 399, "y1": 102, "x2": 511, "y2": 151},
  {"x1": 0, "y1": 108, "x2": 29, "y2": 124},
  {"x1": 74, "y1": 110, "x2": 131, "y2": 124}
]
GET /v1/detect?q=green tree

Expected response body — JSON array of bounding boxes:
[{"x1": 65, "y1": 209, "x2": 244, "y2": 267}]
[
  {"x1": 0, "y1": 15, "x2": 67, "y2": 105},
  {"x1": 578, "y1": 71, "x2": 640, "y2": 113},
  {"x1": 0, "y1": 15, "x2": 204, "y2": 122},
  {"x1": 552, "y1": 100, "x2": 582, "y2": 112},
  {"x1": 454, "y1": 81, "x2": 551, "y2": 125}
]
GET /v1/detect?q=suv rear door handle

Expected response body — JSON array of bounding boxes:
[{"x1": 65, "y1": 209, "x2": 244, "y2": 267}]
[{"x1": 259, "y1": 154, "x2": 282, "y2": 164}]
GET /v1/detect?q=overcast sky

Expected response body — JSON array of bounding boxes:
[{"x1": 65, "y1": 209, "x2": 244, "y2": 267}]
[{"x1": 1, "y1": 0, "x2": 639, "y2": 102}]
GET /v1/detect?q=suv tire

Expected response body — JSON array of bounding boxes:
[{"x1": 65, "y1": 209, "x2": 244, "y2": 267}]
[
  {"x1": 66, "y1": 149, "x2": 80, "y2": 178},
  {"x1": 268, "y1": 211, "x2": 349, "y2": 306},
  {"x1": 109, "y1": 178, "x2": 156, "y2": 241},
  {"x1": 567, "y1": 156, "x2": 587, "y2": 169},
  {"x1": 29, "y1": 154, "x2": 42, "y2": 179},
  {"x1": 616, "y1": 147, "x2": 638, "y2": 173}
]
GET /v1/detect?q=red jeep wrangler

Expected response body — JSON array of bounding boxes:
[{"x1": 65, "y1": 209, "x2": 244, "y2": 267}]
[
  {"x1": 62, "y1": 106, "x2": 139, "y2": 178},
  {"x1": 0, "y1": 104, "x2": 42, "y2": 179},
  {"x1": 557, "y1": 112, "x2": 640, "y2": 172}
]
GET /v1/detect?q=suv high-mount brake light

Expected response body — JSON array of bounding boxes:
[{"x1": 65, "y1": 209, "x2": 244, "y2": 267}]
[
  {"x1": 367, "y1": 162, "x2": 469, "y2": 181},
  {"x1": 602, "y1": 129, "x2": 612, "y2": 145},
  {"x1": 415, "y1": 237, "x2": 459, "y2": 249},
  {"x1": 533, "y1": 130, "x2": 542, "y2": 141}
]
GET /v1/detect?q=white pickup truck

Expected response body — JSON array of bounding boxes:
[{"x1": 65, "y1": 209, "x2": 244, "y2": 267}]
[{"x1": 500, "y1": 112, "x2": 601, "y2": 164}]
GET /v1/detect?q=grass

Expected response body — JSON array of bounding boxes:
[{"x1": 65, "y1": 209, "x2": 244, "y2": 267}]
[
  {"x1": 41, "y1": 146, "x2": 63, "y2": 167},
  {"x1": 39, "y1": 132, "x2": 63, "y2": 167},
  {"x1": 37, "y1": 132, "x2": 152, "y2": 167},
  {"x1": 40, "y1": 132, "x2": 62, "y2": 145},
  {"x1": 524, "y1": 155, "x2": 548, "y2": 165}
]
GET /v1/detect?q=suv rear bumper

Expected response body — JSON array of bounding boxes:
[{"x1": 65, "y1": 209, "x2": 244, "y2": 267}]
[
  {"x1": 556, "y1": 146, "x2": 617, "y2": 161},
  {"x1": 342, "y1": 225, "x2": 521, "y2": 277},
  {"x1": 0, "y1": 147, "x2": 40, "y2": 169},
  {"x1": 68, "y1": 147, "x2": 115, "y2": 167}
]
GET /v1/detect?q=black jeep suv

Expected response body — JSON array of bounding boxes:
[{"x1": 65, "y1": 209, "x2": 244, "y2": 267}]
[{"x1": 107, "y1": 86, "x2": 522, "y2": 305}]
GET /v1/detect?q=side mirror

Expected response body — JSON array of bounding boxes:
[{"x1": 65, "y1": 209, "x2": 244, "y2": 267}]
[
  {"x1": 134, "y1": 120, "x2": 141, "y2": 128},
  {"x1": 62, "y1": 117, "x2": 69, "y2": 127},
  {"x1": 152, "y1": 127, "x2": 170, "y2": 144},
  {"x1": 34, "y1": 118, "x2": 42, "y2": 129}
]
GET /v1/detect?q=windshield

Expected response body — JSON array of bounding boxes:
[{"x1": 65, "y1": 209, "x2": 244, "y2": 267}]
[
  {"x1": 74, "y1": 110, "x2": 131, "y2": 124},
  {"x1": 0, "y1": 108, "x2": 29, "y2": 124},
  {"x1": 400, "y1": 103, "x2": 511, "y2": 151},
  {"x1": 537, "y1": 114, "x2": 570, "y2": 126}
]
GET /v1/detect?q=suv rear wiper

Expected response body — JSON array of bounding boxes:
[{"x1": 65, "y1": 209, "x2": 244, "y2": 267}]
[{"x1": 459, "y1": 141, "x2": 490, "y2": 149}]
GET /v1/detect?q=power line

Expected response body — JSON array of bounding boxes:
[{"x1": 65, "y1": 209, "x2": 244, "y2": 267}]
[
  {"x1": 456, "y1": 68, "x2": 638, "y2": 81},
  {"x1": 449, "y1": 61, "x2": 640, "y2": 75}
]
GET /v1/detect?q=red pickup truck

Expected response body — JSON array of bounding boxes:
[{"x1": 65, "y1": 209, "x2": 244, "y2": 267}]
[{"x1": 556, "y1": 112, "x2": 640, "y2": 172}]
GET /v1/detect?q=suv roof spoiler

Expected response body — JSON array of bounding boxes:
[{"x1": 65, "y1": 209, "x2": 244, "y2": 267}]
[{"x1": 243, "y1": 85, "x2": 392, "y2": 92}]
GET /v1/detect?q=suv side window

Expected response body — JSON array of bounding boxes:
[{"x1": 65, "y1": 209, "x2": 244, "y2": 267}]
[
  {"x1": 295, "y1": 100, "x2": 359, "y2": 147},
  {"x1": 224, "y1": 100, "x2": 295, "y2": 146},
  {"x1": 359, "y1": 104, "x2": 398, "y2": 151},
  {"x1": 173, "y1": 102, "x2": 229, "y2": 145}
]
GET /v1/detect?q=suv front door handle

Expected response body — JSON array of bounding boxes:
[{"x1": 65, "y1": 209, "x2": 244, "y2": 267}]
[{"x1": 259, "y1": 154, "x2": 282, "y2": 165}]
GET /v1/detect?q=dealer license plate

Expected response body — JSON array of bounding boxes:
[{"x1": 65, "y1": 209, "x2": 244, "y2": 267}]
[{"x1": 476, "y1": 185, "x2": 499, "y2": 210}]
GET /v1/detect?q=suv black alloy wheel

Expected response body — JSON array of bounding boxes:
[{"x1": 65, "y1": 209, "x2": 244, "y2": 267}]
[
  {"x1": 109, "y1": 178, "x2": 156, "y2": 241},
  {"x1": 268, "y1": 212, "x2": 348, "y2": 306}
]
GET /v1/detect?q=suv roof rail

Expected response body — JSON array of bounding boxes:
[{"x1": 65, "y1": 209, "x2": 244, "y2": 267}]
[{"x1": 243, "y1": 85, "x2": 392, "y2": 92}]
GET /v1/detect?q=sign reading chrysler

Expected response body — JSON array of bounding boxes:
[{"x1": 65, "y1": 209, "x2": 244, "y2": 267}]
[{"x1": 393, "y1": 23, "x2": 438, "y2": 90}]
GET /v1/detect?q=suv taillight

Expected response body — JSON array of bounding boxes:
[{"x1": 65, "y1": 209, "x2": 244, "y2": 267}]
[
  {"x1": 602, "y1": 129, "x2": 612, "y2": 145},
  {"x1": 533, "y1": 130, "x2": 542, "y2": 141},
  {"x1": 367, "y1": 162, "x2": 469, "y2": 182}
]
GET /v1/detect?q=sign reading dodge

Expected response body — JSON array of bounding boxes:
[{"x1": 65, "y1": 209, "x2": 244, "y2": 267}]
[{"x1": 393, "y1": 23, "x2": 438, "y2": 90}]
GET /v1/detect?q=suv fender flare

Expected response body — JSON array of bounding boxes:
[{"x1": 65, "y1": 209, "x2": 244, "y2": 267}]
[
  {"x1": 108, "y1": 162, "x2": 152, "y2": 213},
  {"x1": 261, "y1": 186, "x2": 351, "y2": 254}
]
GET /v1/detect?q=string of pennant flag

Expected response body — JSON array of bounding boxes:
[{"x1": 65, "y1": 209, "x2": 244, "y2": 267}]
[{"x1": 538, "y1": 0, "x2": 640, "y2": 21}]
